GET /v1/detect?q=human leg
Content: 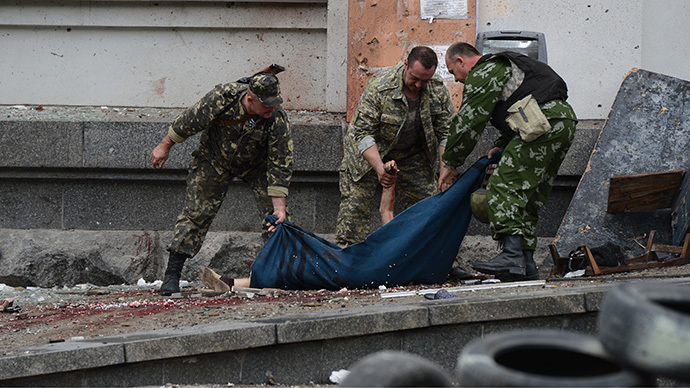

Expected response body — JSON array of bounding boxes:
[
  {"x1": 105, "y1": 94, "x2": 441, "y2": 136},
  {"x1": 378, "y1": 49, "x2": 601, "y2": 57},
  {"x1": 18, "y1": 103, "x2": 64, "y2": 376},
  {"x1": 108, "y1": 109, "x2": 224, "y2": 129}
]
[
  {"x1": 488, "y1": 118, "x2": 576, "y2": 249},
  {"x1": 199, "y1": 266, "x2": 250, "y2": 291},
  {"x1": 335, "y1": 169, "x2": 378, "y2": 247},
  {"x1": 477, "y1": 118, "x2": 576, "y2": 279},
  {"x1": 161, "y1": 157, "x2": 232, "y2": 295}
]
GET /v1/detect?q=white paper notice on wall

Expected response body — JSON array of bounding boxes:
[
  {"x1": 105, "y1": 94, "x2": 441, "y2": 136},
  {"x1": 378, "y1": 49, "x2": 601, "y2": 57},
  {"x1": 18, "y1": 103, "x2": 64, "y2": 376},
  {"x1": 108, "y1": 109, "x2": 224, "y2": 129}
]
[
  {"x1": 420, "y1": 0, "x2": 468, "y2": 20},
  {"x1": 428, "y1": 45, "x2": 454, "y2": 82}
]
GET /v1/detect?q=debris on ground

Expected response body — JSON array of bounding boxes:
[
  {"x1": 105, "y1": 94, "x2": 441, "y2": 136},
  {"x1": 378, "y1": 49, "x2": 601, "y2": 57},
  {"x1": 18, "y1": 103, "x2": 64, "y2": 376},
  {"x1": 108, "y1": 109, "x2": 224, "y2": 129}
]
[{"x1": 2, "y1": 261, "x2": 690, "y2": 354}]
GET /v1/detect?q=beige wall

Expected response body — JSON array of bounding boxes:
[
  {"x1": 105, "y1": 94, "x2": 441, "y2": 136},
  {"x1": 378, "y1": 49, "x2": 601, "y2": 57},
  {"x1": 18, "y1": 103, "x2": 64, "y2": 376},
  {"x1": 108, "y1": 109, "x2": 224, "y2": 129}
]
[{"x1": 346, "y1": 0, "x2": 476, "y2": 118}]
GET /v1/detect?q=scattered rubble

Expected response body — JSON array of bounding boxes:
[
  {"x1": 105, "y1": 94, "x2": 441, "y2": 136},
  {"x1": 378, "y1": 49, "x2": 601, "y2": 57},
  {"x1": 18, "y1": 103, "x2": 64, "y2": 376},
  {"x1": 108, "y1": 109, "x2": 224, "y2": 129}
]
[{"x1": 3, "y1": 261, "x2": 690, "y2": 355}]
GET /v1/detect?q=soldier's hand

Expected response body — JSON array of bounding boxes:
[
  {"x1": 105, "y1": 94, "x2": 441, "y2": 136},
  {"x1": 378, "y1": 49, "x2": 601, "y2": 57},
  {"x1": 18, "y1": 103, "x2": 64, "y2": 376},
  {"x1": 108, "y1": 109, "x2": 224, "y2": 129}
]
[
  {"x1": 267, "y1": 209, "x2": 287, "y2": 232},
  {"x1": 150, "y1": 145, "x2": 169, "y2": 168},
  {"x1": 377, "y1": 160, "x2": 398, "y2": 189},
  {"x1": 487, "y1": 147, "x2": 502, "y2": 170},
  {"x1": 267, "y1": 197, "x2": 287, "y2": 232},
  {"x1": 151, "y1": 135, "x2": 175, "y2": 169},
  {"x1": 438, "y1": 167, "x2": 458, "y2": 192}
]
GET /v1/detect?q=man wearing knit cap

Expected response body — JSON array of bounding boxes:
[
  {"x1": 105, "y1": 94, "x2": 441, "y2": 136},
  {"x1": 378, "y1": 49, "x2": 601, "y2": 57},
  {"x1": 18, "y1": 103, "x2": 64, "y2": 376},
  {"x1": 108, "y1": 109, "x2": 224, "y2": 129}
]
[{"x1": 150, "y1": 72, "x2": 294, "y2": 295}]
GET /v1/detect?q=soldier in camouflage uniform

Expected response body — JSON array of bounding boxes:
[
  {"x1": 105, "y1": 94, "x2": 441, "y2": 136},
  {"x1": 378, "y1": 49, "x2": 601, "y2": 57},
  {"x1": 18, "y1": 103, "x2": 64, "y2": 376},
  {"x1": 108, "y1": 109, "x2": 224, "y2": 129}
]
[
  {"x1": 335, "y1": 46, "x2": 456, "y2": 247},
  {"x1": 443, "y1": 42, "x2": 578, "y2": 281},
  {"x1": 150, "y1": 73, "x2": 294, "y2": 295}
]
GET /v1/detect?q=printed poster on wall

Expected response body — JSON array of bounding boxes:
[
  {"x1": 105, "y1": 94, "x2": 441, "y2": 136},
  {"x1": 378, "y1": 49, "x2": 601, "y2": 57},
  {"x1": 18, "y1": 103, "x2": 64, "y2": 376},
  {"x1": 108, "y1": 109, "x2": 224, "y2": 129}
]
[{"x1": 420, "y1": 0, "x2": 468, "y2": 20}]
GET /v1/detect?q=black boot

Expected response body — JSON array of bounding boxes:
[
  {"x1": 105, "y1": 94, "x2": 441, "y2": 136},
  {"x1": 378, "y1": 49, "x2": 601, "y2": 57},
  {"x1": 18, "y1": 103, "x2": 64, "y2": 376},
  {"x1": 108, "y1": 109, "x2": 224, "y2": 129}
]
[
  {"x1": 496, "y1": 250, "x2": 539, "y2": 282},
  {"x1": 472, "y1": 235, "x2": 526, "y2": 275},
  {"x1": 160, "y1": 251, "x2": 189, "y2": 296},
  {"x1": 448, "y1": 266, "x2": 473, "y2": 281}
]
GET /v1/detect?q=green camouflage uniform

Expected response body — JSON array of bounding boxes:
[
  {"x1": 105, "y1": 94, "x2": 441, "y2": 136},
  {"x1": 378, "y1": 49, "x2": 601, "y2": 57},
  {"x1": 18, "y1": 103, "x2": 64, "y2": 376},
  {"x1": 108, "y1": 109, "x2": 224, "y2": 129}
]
[
  {"x1": 336, "y1": 63, "x2": 454, "y2": 247},
  {"x1": 167, "y1": 79, "x2": 293, "y2": 257},
  {"x1": 443, "y1": 57, "x2": 578, "y2": 250}
]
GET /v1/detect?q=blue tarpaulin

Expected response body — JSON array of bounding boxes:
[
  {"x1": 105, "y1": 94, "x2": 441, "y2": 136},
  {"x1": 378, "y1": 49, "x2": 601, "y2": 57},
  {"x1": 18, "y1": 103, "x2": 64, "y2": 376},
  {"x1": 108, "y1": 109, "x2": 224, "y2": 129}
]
[{"x1": 250, "y1": 156, "x2": 495, "y2": 290}]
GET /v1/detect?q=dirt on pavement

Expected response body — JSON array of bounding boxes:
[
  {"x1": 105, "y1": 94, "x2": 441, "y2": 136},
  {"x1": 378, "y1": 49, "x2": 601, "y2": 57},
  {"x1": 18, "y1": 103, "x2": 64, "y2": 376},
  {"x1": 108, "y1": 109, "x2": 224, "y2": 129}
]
[{"x1": 3, "y1": 262, "x2": 690, "y2": 356}]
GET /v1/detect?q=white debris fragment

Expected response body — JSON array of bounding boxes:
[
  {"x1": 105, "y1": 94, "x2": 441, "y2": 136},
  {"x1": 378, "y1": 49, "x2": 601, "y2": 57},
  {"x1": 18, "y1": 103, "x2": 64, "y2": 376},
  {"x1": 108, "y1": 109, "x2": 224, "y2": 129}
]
[
  {"x1": 9, "y1": 105, "x2": 28, "y2": 110},
  {"x1": 329, "y1": 369, "x2": 350, "y2": 384},
  {"x1": 378, "y1": 285, "x2": 387, "y2": 290},
  {"x1": 137, "y1": 278, "x2": 163, "y2": 287},
  {"x1": 565, "y1": 269, "x2": 586, "y2": 278},
  {"x1": 67, "y1": 336, "x2": 85, "y2": 342}
]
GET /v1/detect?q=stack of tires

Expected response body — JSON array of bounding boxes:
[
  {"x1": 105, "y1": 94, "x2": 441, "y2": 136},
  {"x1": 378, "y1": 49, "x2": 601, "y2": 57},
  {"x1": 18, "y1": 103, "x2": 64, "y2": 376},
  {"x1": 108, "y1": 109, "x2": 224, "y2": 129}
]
[
  {"x1": 597, "y1": 282, "x2": 690, "y2": 386},
  {"x1": 454, "y1": 281, "x2": 690, "y2": 386},
  {"x1": 339, "y1": 282, "x2": 690, "y2": 387}
]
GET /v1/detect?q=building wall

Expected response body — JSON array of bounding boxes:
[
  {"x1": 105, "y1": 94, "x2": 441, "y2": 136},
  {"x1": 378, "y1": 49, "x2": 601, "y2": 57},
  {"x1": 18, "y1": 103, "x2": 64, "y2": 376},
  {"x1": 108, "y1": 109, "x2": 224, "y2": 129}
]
[
  {"x1": 0, "y1": 0, "x2": 347, "y2": 112},
  {"x1": 477, "y1": 0, "x2": 690, "y2": 120},
  {"x1": 2, "y1": 1, "x2": 690, "y2": 119}
]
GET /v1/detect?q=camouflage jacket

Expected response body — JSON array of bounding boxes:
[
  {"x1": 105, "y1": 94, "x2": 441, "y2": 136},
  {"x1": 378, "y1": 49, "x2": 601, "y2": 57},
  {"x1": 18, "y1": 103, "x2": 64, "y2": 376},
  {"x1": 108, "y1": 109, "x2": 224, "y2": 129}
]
[
  {"x1": 341, "y1": 63, "x2": 454, "y2": 181},
  {"x1": 167, "y1": 82, "x2": 294, "y2": 197},
  {"x1": 443, "y1": 57, "x2": 577, "y2": 168}
]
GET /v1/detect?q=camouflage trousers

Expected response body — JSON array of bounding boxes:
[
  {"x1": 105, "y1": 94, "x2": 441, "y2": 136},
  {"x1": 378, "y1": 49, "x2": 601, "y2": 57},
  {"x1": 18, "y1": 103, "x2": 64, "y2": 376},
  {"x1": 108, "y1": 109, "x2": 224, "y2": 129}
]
[
  {"x1": 168, "y1": 156, "x2": 275, "y2": 257},
  {"x1": 335, "y1": 147, "x2": 436, "y2": 247},
  {"x1": 487, "y1": 118, "x2": 577, "y2": 250}
]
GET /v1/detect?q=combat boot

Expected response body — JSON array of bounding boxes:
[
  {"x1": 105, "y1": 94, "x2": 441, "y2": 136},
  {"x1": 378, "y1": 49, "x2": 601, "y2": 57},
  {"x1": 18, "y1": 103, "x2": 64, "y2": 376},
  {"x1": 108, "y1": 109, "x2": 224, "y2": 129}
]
[
  {"x1": 160, "y1": 251, "x2": 189, "y2": 296},
  {"x1": 496, "y1": 249, "x2": 539, "y2": 282},
  {"x1": 472, "y1": 235, "x2": 526, "y2": 275}
]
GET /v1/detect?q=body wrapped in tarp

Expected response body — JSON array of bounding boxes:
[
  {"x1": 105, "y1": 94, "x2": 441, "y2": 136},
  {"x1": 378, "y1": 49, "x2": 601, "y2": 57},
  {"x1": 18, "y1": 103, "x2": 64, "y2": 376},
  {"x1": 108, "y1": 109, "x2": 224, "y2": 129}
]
[{"x1": 250, "y1": 156, "x2": 495, "y2": 290}]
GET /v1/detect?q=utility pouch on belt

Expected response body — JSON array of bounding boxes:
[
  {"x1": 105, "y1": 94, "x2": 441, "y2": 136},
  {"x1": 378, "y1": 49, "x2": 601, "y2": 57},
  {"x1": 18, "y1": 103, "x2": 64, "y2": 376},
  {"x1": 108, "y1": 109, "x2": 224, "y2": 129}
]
[{"x1": 505, "y1": 94, "x2": 551, "y2": 142}]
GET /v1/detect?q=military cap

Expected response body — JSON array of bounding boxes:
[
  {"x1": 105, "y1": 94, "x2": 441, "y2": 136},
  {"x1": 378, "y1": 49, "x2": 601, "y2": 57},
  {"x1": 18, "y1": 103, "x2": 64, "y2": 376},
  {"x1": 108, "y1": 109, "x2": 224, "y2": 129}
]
[{"x1": 249, "y1": 73, "x2": 283, "y2": 107}]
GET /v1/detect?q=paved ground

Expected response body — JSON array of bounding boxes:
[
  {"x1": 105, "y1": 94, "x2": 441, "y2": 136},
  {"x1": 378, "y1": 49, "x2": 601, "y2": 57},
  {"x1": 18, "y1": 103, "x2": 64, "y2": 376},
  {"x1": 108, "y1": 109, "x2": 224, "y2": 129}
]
[{"x1": 3, "y1": 260, "x2": 690, "y2": 355}]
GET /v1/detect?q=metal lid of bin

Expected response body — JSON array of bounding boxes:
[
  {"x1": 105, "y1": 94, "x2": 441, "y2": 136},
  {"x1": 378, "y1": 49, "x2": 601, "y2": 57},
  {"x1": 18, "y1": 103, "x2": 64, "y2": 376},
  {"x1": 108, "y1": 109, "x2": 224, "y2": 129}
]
[{"x1": 476, "y1": 31, "x2": 548, "y2": 64}]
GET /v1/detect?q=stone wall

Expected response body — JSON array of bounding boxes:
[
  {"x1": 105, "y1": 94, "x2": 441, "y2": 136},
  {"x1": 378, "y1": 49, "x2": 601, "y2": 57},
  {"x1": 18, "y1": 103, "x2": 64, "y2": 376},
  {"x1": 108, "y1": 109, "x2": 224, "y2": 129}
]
[{"x1": 0, "y1": 106, "x2": 603, "y2": 286}]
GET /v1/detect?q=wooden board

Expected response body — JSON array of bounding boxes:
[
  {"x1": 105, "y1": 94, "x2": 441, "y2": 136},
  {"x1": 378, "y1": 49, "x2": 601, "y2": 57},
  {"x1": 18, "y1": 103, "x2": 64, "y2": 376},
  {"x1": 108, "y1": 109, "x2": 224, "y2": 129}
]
[{"x1": 607, "y1": 170, "x2": 685, "y2": 213}]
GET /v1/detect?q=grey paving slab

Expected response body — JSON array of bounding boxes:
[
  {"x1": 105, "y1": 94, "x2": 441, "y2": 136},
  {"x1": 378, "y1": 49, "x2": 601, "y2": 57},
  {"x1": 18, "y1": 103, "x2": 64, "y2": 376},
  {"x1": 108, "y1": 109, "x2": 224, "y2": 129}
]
[
  {"x1": 0, "y1": 121, "x2": 83, "y2": 167},
  {"x1": 62, "y1": 179, "x2": 186, "y2": 230},
  {"x1": 402, "y1": 323, "x2": 484, "y2": 372},
  {"x1": 427, "y1": 292, "x2": 587, "y2": 326},
  {"x1": 0, "y1": 181, "x2": 63, "y2": 229},
  {"x1": 0, "y1": 341, "x2": 124, "y2": 380},
  {"x1": 238, "y1": 341, "x2": 326, "y2": 385},
  {"x1": 269, "y1": 304, "x2": 429, "y2": 343},
  {"x1": 83, "y1": 121, "x2": 197, "y2": 170},
  {"x1": 318, "y1": 332, "x2": 402, "y2": 381},
  {"x1": 95, "y1": 321, "x2": 277, "y2": 363},
  {"x1": 290, "y1": 122, "x2": 344, "y2": 172},
  {"x1": 583, "y1": 289, "x2": 608, "y2": 311}
]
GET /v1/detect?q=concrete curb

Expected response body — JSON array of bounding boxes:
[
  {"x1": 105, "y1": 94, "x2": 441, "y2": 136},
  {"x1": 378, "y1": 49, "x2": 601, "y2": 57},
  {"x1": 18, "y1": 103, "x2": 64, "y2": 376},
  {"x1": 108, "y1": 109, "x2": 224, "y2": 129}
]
[{"x1": 5, "y1": 278, "x2": 686, "y2": 386}]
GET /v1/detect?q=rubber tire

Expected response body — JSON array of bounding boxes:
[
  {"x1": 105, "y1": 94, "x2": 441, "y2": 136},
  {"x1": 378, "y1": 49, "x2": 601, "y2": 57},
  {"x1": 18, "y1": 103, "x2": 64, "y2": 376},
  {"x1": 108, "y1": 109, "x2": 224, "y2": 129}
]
[
  {"x1": 340, "y1": 350, "x2": 452, "y2": 387},
  {"x1": 597, "y1": 281, "x2": 690, "y2": 381},
  {"x1": 455, "y1": 329, "x2": 651, "y2": 387}
]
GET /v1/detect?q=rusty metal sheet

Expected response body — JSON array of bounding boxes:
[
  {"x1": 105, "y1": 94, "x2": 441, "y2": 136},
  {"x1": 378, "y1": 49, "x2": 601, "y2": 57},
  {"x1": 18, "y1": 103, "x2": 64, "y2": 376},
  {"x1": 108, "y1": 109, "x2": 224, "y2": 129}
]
[{"x1": 555, "y1": 69, "x2": 690, "y2": 258}]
